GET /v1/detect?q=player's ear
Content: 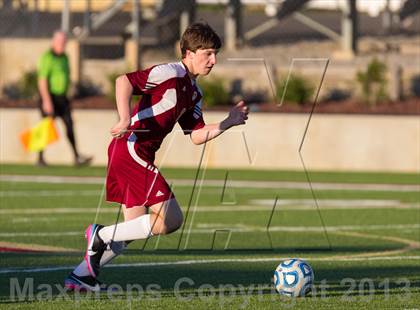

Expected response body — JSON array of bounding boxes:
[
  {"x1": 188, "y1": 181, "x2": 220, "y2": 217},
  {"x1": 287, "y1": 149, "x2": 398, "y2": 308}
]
[{"x1": 185, "y1": 49, "x2": 195, "y2": 60}]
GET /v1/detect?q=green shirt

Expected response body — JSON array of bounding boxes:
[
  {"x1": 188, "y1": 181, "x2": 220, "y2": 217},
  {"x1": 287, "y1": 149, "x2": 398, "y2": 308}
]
[{"x1": 37, "y1": 50, "x2": 70, "y2": 95}]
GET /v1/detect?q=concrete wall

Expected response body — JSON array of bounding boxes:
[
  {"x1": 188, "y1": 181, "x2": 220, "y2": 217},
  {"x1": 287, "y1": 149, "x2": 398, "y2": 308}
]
[
  {"x1": 0, "y1": 39, "x2": 50, "y2": 87},
  {"x1": 0, "y1": 39, "x2": 127, "y2": 93},
  {"x1": 1, "y1": 108, "x2": 418, "y2": 172},
  {"x1": 0, "y1": 38, "x2": 86, "y2": 88}
]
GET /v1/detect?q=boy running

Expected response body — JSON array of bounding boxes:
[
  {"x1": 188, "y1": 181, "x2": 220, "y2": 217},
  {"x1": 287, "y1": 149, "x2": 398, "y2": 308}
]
[{"x1": 65, "y1": 22, "x2": 248, "y2": 291}]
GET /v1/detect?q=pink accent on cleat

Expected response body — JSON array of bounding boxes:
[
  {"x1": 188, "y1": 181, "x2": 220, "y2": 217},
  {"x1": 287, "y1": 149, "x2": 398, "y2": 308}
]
[
  {"x1": 84, "y1": 224, "x2": 95, "y2": 277},
  {"x1": 64, "y1": 282, "x2": 87, "y2": 292},
  {"x1": 83, "y1": 224, "x2": 105, "y2": 278}
]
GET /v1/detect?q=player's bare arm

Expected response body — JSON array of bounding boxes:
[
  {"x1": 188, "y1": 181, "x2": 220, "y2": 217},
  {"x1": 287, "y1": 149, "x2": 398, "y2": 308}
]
[
  {"x1": 110, "y1": 75, "x2": 133, "y2": 138},
  {"x1": 38, "y1": 78, "x2": 54, "y2": 115},
  {"x1": 190, "y1": 101, "x2": 249, "y2": 145}
]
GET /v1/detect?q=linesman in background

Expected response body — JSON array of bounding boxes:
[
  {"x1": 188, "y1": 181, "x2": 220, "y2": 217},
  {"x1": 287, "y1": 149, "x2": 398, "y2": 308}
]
[{"x1": 37, "y1": 30, "x2": 92, "y2": 166}]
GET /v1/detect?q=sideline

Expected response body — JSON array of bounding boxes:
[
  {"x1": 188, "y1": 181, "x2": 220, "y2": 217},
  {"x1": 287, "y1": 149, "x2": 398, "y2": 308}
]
[{"x1": 1, "y1": 175, "x2": 419, "y2": 192}]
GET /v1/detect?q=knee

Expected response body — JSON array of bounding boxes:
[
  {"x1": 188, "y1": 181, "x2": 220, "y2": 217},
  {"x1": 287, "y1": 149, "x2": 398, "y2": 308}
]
[
  {"x1": 172, "y1": 212, "x2": 184, "y2": 232},
  {"x1": 162, "y1": 212, "x2": 183, "y2": 235}
]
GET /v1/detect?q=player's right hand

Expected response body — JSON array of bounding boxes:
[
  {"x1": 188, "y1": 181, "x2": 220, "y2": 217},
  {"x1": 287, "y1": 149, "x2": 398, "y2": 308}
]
[
  {"x1": 228, "y1": 101, "x2": 249, "y2": 126},
  {"x1": 110, "y1": 119, "x2": 130, "y2": 138}
]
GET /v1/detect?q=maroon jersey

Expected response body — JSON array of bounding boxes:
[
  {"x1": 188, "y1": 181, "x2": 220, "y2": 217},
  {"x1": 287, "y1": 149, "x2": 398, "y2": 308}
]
[{"x1": 125, "y1": 61, "x2": 205, "y2": 165}]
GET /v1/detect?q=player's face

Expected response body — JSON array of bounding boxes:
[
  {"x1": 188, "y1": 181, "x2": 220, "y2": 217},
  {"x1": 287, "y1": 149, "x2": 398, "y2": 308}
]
[
  {"x1": 191, "y1": 48, "x2": 218, "y2": 76},
  {"x1": 52, "y1": 32, "x2": 67, "y2": 55}
]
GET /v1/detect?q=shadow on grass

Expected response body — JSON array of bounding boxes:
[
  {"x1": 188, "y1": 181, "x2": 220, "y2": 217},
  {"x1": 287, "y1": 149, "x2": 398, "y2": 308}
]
[
  {"x1": 0, "y1": 242, "x2": 406, "y2": 261},
  {"x1": 124, "y1": 242, "x2": 404, "y2": 255}
]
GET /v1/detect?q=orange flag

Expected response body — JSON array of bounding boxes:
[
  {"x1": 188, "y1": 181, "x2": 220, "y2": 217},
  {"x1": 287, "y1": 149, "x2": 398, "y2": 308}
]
[{"x1": 20, "y1": 117, "x2": 59, "y2": 152}]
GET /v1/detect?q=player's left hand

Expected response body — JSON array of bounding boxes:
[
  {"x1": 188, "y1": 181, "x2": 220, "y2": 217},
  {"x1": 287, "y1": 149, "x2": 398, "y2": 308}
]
[
  {"x1": 110, "y1": 119, "x2": 130, "y2": 138},
  {"x1": 227, "y1": 101, "x2": 249, "y2": 126}
]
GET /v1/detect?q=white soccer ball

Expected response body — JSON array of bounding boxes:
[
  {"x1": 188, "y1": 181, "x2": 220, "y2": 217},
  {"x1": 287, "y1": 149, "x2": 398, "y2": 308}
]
[{"x1": 273, "y1": 258, "x2": 314, "y2": 297}]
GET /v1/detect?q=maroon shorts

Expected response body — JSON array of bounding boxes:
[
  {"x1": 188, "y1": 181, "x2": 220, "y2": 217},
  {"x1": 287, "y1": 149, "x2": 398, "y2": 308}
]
[{"x1": 106, "y1": 138, "x2": 173, "y2": 208}]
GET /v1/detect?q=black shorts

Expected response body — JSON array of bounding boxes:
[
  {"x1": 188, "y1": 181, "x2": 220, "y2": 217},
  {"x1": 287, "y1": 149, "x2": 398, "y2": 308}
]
[{"x1": 39, "y1": 95, "x2": 71, "y2": 118}]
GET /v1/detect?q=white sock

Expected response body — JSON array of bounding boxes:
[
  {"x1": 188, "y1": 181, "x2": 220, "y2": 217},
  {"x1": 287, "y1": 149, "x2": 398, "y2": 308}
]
[
  {"x1": 73, "y1": 241, "x2": 127, "y2": 277},
  {"x1": 100, "y1": 240, "x2": 128, "y2": 265},
  {"x1": 73, "y1": 215, "x2": 153, "y2": 277},
  {"x1": 99, "y1": 214, "x2": 153, "y2": 244}
]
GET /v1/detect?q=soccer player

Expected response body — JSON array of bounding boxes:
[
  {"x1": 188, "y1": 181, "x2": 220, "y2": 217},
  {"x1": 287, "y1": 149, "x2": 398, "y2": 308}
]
[
  {"x1": 65, "y1": 23, "x2": 248, "y2": 291},
  {"x1": 37, "y1": 30, "x2": 92, "y2": 166}
]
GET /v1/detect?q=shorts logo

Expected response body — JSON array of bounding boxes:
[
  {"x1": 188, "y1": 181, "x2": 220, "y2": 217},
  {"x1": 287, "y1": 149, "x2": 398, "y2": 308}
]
[{"x1": 156, "y1": 190, "x2": 164, "y2": 197}]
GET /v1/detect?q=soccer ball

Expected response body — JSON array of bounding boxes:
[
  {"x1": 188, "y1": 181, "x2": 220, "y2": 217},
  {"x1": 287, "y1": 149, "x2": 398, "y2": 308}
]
[{"x1": 273, "y1": 258, "x2": 314, "y2": 297}]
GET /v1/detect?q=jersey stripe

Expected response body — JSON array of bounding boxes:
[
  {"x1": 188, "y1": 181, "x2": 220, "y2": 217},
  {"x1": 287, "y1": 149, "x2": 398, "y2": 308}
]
[
  {"x1": 127, "y1": 133, "x2": 158, "y2": 173},
  {"x1": 147, "y1": 62, "x2": 186, "y2": 86},
  {"x1": 193, "y1": 100, "x2": 203, "y2": 119},
  {"x1": 131, "y1": 88, "x2": 177, "y2": 125}
]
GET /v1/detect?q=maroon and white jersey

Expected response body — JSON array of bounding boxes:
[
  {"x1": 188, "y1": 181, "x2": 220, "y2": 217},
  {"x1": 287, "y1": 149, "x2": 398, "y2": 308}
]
[{"x1": 125, "y1": 61, "x2": 205, "y2": 165}]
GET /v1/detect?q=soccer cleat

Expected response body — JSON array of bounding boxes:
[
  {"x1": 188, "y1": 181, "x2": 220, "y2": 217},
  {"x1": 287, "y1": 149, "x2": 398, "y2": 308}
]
[
  {"x1": 36, "y1": 158, "x2": 48, "y2": 167},
  {"x1": 64, "y1": 272, "x2": 102, "y2": 292},
  {"x1": 84, "y1": 224, "x2": 106, "y2": 278},
  {"x1": 75, "y1": 155, "x2": 93, "y2": 167}
]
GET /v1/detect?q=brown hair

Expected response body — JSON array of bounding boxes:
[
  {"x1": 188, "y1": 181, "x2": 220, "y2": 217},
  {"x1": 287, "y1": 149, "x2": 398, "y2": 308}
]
[{"x1": 180, "y1": 22, "x2": 222, "y2": 58}]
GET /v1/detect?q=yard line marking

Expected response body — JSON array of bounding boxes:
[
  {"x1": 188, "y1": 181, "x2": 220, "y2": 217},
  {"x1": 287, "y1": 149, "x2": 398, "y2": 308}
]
[
  {"x1": 0, "y1": 175, "x2": 104, "y2": 184},
  {"x1": 0, "y1": 223, "x2": 419, "y2": 237},
  {"x1": 0, "y1": 190, "x2": 102, "y2": 197},
  {"x1": 333, "y1": 231, "x2": 420, "y2": 258},
  {"x1": 0, "y1": 232, "x2": 81, "y2": 237},
  {"x1": 249, "y1": 199, "x2": 418, "y2": 208},
  {"x1": 0, "y1": 241, "x2": 78, "y2": 253},
  {"x1": 0, "y1": 201, "x2": 418, "y2": 214},
  {"x1": 1, "y1": 255, "x2": 420, "y2": 274},
  {"x1": 193, "y1": 223, "x2": 420, "y2": 233},
  {"x1": 0, "y1": 208, "x2": 112, "y2": 214},
  {"x1": 11, "y1": 217, "x2": 59, "y2": 223},
  {"x1": 1, "y1": 175, "x2": 418, "y2": 192}
]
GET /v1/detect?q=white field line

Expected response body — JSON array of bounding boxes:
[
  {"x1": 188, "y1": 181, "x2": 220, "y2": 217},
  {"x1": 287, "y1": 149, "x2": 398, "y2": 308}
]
[
  {"x1": 0, "y1": 175, "x2": 104, "y2": 184},
  {"x1": 0, "y1": 223, "x2": 419, "y2": 237},
  {"x1": 0, "y1": 232, "x2": 81, "y2": 237},
  {"x1": 0, "y1": 201, "x2": 418, "y2": 215},
  {"x1": 0, "y1": 208, "x2": 111, "y2": 214},
  {"x1": 1, "y1": 255, "x2": 420, "y2": 275},
  {"x1": 0, "y1": 190, "x2": 102, "y2": 197},
  {"x1": 250, "y1": 199, "x2": 418, "y2": 208},
  {"x1": 333, "y1": 230, "x2": 420, "y2": 258},
  {"x1": 0, "y1": 241, "x2": 77, "y2": 253},
  {"x1": 195, "y1": 223, "x2": 420, "y2": 232},
  {"x1": 1, "y1": 175, "x2": 419, "y2": 192},
  {"x1": 11, "y1": 217, "x2": 59, "y2": 223}
]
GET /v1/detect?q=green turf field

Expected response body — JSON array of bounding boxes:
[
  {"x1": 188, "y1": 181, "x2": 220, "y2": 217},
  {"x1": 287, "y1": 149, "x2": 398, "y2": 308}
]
[{"x1": 0, "y1": 165, "x2": 419, "y2": 309}]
